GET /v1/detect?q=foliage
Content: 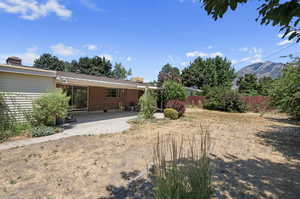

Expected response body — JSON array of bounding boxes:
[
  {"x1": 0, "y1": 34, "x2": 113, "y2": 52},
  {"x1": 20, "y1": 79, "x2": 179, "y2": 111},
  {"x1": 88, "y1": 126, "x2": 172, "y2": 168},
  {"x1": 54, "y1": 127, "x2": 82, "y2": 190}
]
[
  {"x1": 112, "y1": 63, "x2": 132, "y2": 80},
  {"x1": 0, "y1": 92, "x2": 14, "y2": 132},
  {"x1": 138, "y1": 89, "x2": 157, "y2": 119},
  {"x1": 258, "y1": 77, "x2": 274, "y2": 96},
  {"x1": 270, "y1": 59, "x2": 300, "y2": 119},
  {"x1": 164, "y1": 108, "x2": 179, "y2": 120},
  {"x1": 32, "y1": 126, "x2": 55, "y2": 137},
  {"x1": 182, "y1": 56, "x2": 236, "y2": 89},
  {"x1": 237, "y1": 74, "x2": 260, "y2": 95},
  {"x1": 204, "y1": 87, "x2": 247, "y2": 113},
  {"x1": 32, "y1": 90, "x2": 70, "y2": 126},
  {"x1": 157, "y1": 63, "x2": 182, "y2": 87},
  {"x1": 201, "y1": 0, "x2": 300, "y2": 42},
  {"x1": 153, "y1": 126, "x2": 212, "y2": 199},
  {"x1": 161, "y1": 81, "x2": 187, "y2": 106},
  {"x1": 165, "y1": 100, "x2": 186, "y2": 117},
  {"x1": 34, "y1": 53, "x2": 70, "y2": 71},
  {"x1": 71, "y1": 56, "x2": 114, "y2": 77}
]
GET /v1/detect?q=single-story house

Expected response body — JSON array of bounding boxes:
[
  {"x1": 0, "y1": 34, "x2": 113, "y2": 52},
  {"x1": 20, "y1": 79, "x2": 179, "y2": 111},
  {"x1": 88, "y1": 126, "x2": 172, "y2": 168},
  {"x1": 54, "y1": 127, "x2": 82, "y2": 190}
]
[{"x1": 0, "y1": 57, "x2": 156, "y2": 120}]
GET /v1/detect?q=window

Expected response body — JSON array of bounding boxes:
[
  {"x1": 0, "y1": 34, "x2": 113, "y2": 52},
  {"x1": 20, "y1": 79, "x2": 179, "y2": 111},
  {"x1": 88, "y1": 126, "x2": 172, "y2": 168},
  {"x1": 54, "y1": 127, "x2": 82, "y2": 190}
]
[{"x1": 106, "y1": 88, "x2": 120, "y2": 98}]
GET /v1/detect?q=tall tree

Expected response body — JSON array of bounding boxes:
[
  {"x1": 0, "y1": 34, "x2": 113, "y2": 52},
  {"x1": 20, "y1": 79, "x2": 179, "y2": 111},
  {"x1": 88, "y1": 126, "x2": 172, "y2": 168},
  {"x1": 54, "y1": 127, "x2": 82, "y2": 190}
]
[
  {"x1": 33, "y1": 53, "x2": 68, "y2": 71},
  {"x1": 258, "y1": 76, "x2": 274, "y2": 96},
  {"x1": 71, "y1": 56, "x2": 113, "y2": 77},
  {"x1": 201, "y1": 0, "x2": 300, "y2": 41},
  {"x1": 112, "y1": 63, "x2": 132, "y2": 80},
  {"x1": 181, "y1": 56, "x2": 236, "y2": 89},
  {"x1": 270, "y1": 58, "x2": 300, "y2": 119},
  {"x1": 157, "y1": 63, "x2": 181, "y2": 87},
  {"x1": 237, "y1": 74, "x2": 260, "y2": 95}
]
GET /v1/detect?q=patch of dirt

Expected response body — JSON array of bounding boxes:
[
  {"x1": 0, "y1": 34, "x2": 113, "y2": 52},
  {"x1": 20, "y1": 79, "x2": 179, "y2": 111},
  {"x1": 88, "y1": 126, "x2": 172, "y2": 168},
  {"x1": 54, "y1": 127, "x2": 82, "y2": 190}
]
[{"x1": 0, "y1": 109, "x2": 299, "y2": 199}]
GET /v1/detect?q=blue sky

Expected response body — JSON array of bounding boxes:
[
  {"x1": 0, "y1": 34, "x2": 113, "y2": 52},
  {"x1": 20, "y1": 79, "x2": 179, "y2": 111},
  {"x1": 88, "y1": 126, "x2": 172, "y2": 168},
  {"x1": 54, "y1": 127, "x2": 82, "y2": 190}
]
[{"x1": 0, "y1": 0, "x2": 299, "y2": 81}]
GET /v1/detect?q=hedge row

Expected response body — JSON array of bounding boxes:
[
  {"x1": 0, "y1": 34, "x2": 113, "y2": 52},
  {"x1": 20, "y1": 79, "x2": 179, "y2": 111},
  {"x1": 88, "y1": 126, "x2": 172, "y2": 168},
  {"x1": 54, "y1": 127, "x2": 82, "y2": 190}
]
[{"x1": 186, "y1": 96, "x2": 273, "y2": 112}]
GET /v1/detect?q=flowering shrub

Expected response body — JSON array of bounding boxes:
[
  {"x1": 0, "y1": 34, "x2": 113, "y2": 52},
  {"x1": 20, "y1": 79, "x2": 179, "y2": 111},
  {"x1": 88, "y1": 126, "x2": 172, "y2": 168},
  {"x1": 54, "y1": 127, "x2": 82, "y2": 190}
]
[{"x1": 166, "y1": 100, "x2": 186, "y2": 117}]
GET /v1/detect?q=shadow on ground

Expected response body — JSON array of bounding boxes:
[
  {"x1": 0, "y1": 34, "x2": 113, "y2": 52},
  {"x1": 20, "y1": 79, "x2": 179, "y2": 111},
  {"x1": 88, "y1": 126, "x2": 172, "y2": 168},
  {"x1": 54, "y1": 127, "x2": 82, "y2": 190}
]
[
  {"x1": 99, "y1": 170, "x2": 154, "y2": 199},
  {"x1": 212, "y1": 155, "x2": 300, "y2": 199},
  {"x1": 257, "y1": 124, "x2": 300, "y2": 160}
]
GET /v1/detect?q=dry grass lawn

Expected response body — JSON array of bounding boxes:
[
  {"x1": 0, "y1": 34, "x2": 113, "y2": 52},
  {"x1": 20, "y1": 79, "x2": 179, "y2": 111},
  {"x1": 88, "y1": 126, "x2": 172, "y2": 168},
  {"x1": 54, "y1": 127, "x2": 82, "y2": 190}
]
[{"x1": 0, "y1": 108, "x2": 299, "y2": 199}]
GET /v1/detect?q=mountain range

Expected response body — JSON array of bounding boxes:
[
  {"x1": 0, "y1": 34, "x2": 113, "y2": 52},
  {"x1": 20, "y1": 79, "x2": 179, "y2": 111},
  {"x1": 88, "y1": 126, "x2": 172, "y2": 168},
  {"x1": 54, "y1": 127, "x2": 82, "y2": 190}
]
[{"x1": 237, "y1": 61, "x2": 285, "y2": 79}]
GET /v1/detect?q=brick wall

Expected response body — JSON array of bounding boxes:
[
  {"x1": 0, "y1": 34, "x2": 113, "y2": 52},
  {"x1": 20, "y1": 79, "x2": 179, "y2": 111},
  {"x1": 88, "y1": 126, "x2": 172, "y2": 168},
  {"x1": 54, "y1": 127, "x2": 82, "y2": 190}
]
[{"x1": 88, "y1": 86, "x2": 142, "y2": 111}]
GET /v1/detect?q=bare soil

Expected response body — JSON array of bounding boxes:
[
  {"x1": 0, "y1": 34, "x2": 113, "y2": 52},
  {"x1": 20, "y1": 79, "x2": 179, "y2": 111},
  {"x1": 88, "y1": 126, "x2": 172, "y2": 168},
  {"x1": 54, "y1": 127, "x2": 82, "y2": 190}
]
[{"x1": 0, "y1": 108, "x2": 299, "y2": 199}]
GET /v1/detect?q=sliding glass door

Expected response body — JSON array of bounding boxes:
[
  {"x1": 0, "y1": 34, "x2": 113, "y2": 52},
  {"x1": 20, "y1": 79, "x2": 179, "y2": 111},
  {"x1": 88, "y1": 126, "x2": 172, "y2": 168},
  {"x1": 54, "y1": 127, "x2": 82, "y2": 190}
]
[{"x1": 57, "y1": 84, "x2": 88, "y2": 111}]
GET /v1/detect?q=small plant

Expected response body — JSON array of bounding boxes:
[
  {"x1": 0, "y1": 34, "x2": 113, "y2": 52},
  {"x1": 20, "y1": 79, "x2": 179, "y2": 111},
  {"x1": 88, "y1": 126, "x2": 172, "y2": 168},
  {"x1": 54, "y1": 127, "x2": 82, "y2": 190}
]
[
  {"x1": 138, "y1": 89, "x2": 157, "y2": 119},
  {"x1": 164, "y1": 108, "x2": 179, "y2": 120},
  {"x1": 32, "y1": 126, "x2": 55, "y2": 137},
  {"x1": 32, "y1": 89, "x2": 70, "y2": 126},
  {"x1": 153, "y1": 125, "x2": 212, "y2": 199},
  {"x1": 160, "y1": 81, "x2": 187, "y2": 106},
  {"x1": 165, "y1": 100, "x2": 186, "y2": 117}
]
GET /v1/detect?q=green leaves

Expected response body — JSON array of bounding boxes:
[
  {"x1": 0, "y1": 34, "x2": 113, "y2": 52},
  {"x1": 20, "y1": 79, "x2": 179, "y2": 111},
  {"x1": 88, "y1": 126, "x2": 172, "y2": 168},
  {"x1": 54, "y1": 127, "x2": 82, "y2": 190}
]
[
  {"x1": 201, "y1": 0, "x2": 300, "y2": 41},
  {"x1": 161, "y1": 81, "x2": 187, "y2": 105},
  {"x1": 182, "y1": 56, "x2": 236, "y2": 89},
  {"x1": 270, "y1": 58, "x2": 300, "y2": 119},
  {"x1": 32, "y1": 90, "x2": 70, "y2": 126}
]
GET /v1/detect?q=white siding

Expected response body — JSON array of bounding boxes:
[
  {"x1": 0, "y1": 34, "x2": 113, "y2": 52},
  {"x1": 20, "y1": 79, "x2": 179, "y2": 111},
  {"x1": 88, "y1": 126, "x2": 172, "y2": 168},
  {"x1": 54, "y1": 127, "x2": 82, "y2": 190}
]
[{"x1": 0, "y1": 72, "x2": 56, "y2": 121}]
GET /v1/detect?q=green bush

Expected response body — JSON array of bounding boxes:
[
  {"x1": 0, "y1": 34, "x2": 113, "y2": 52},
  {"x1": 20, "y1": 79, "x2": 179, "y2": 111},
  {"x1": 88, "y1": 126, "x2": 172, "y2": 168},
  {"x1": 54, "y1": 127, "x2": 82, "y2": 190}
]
[
  {"x1": 161, "y1": 81, "x2": 187, "y2": 106},
  {"x1": 32, "y1": 90, "x2": 70, "y2": 126},
  {"x1": 138, "y1": 89, "x2": 157, "y2": 119},
  {"x1": 204, "y1": 87, "x2": 247, "y2": 113},
  {"x1": 270, "y1": 61, "x2": 300, "y2": 119},
  {"x1": 164, "y1": 108, "x2": 179, "y2": 120},
  {"x1": 32, "y1": 126, "x2": 55, "y2": 137}
]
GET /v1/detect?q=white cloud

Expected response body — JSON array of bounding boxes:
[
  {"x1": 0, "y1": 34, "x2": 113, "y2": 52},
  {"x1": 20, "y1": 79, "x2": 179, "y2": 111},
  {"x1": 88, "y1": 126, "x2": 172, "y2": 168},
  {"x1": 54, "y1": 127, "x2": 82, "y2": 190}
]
[
  {"x1": 207, "y1": 45, "x2": 213, "y2": 49},
  {"x1": 51, "y1": 43, "x2": 79, "y2": 56},
  {"x1": 240, "y1": 47, "x2": 262, "y2": 54},
  {"x1": 84, "y1": 44, "x2": 98, "y2": 51},
  {"x1": 80, "y1": 0, "x2": 105, "y2": 12},
  {"x1": 126, "y1": 57, "x2": 132, "y2": 62},
  {"x1": 277, "y1": 40, "x2": 293, "y2": 46},
  {"x1": 186, "y1": 51, "x2": 208, "y2": 58},
  {"x1": 0, "y1": 46, "x2": 39, "y2": 65},
  {"x1": 99, "y1": 54, "x2": 112, "y2": 61},
  {"x1": 210, "y1": 52, "x2": 223, "y2": 57},
  {"x1": 180, "y1": 61, "x2": 189, "y2": 67},
  {"x1": 186, "y1": 51, "x2": 223, "y2": 58},
  {"x1": 0, "y1": 0, "x2": 72, "y2": 20}
]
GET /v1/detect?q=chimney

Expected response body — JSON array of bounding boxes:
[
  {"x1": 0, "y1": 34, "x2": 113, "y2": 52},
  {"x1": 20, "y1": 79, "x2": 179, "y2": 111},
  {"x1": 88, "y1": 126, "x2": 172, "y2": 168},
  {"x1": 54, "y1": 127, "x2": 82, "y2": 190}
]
[
  {"x1": 6, "y1": 56, "x2": 22, "y2": 66},
  {"x1": 131, "y1": 77, "x2": 144, "y2": 83}
]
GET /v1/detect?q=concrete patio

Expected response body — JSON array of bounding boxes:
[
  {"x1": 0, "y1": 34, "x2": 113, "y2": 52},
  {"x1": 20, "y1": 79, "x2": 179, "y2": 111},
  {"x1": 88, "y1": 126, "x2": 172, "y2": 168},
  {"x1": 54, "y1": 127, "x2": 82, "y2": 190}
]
[{"x1": 0, "y1": 111, "x2": 138, "y2": 151}]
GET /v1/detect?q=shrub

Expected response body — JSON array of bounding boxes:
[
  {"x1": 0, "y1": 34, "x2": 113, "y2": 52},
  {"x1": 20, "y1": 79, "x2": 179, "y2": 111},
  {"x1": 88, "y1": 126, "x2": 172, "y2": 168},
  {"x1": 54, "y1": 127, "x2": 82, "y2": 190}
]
[
  {"x1": 32, "y1": 90, "x2": 70, "y2": 126},
  {"x1": 32, "y1": 126, "x2": 55, "y2": 137},
  {"x1": 270, "y1": 61, "x2": 300, "y2": 119},
  {"x1": 164, "y1": 108, "x2": 179, "y2": 120},
  {"x1": 161, "y1": 81, "x2": 187, "y2": 106},
  {"x1": 166, "y1": 100, "x2": 186, "y2": 117},
  {"x1": 138, "y1": 89, "x2": 157, "y2": 119},
  {"x1": 153, "y1": 125, "x2": 212, "y2": 199},
  {"x1": 204, "y1": 87, "x2": 247, "y2": 113}
]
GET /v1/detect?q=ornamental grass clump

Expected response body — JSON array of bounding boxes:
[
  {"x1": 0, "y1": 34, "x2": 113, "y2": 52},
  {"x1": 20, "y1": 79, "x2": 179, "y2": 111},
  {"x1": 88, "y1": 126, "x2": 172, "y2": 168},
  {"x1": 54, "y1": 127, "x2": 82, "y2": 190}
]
[
  {"x1": 138, "y1": 89, "x2": 157, "y2": 119},
  {"x1": 153, "y1": 125, "x2": 212, "y2": 199}
]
